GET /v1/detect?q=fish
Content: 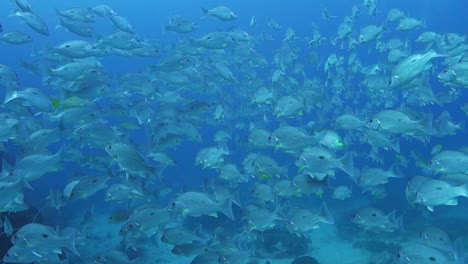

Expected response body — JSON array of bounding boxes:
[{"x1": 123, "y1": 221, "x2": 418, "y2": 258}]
[
  {"x1": 95, "y1": 250, "x2": 131, "y2": 264},
  {"x1": 171, "y1": 241, "x2": 211, "y2": 257},
  {"x1": 296, "y1": 146, "x2": 354, "y2": 178},
  {"x1": 397, "y1": 16, "x2": 426, "y2": 31},
  {"x1": 428, "y1": 150, "x2": 468, "y2": 175},
  {"x1": 3, "y1": 245, "x2": 62, "y2": 264},
  {"x1": 356, "y1": 166, "x2": 403, "y2": 192},
  {"x1": 395, "y1": 243, "x2": 460, "y2": 264},
  {"x1": 195, "y1": 145, "x2": 229, "y2": 169},
  {"x1": 351, "y1": 207, "x2": 403, "y2": 232},
  {"x1": 251, "y1": 183, "x2": 276, "y2": 204},
  {"x1": 0, "y1": 22, "x2": 2, "y2": 33},
  {"x1": 57, "y1": 16, "x2": 95, "y2": 37},
  {"x1": 332, "y1": 185, "x2": 352, "y2": 200},
  {"x1": 438, "y1": 61, "x2": 468, "y2": 87},
  {"x1": 12, "y1": 11, "x2": 49, "y2": 36},
  {"x1": 0, "y1": 31, "x2": 33, "y2": 45},
  {"x1": 170, "y1": 191, "x2": 234, "y2": 220},
  {"x1": 56, "y1": 7, "x2": 95, "y2": 23},
  {"x1": 202, "y1": 6, "x2": 237, "y2": 21},
  {"x1": 386, "y1": 8, "x2": 406, "y2": 22},
  {"x1": 14, "y1": 0, "x2": 33, "y2": 12},
  {"x1": 107, "y1": 14, "x2": 135, "y2": 34},
  {"x1": 414, "y1": 179, "x2": 467, "y2": 211},
  {"x1": 161, "y1": 226, "x2": 207, "y2": 246},
  {"x1": 419, "y1": 226, "x2": 459, "y2": 258},
  {"x1": 165, "y1": 17, "x2": 198, "y2": 34},
  {"x1": 63, "y1": 175, "x2": 110, "y2": 200},
  {"x1": 105, "y1": 142, "x2": 157, "y2": 178},
  {"x1": 89, "y1": 4, "x2": 116, "y2": 17},
  {"x1": 248, "y1": 128, "x2": 271, "y2": 149},
  {"x1": 333, "y1": 114, "x2": 366, "y2": 130},
  {"x1": 4, "y1": 87, "x2": 54, "y2": 112},
  {"x1": 274, "y1": 96, "x2": 304, "y2": 117},
  {"x1": 189, "y1": 31, "x2": 237, "y2": 50},
  {"x1": 390, "y1": 50, "x2": 441, "y2": 88},
  {"x1": 11, "y1": 223, "x2": 80, "y2": 256},
  {"x1": 358, "y1": 24, "x2": 385, "y2": 43},
  {"x1": 287, "y1": 203, "x2": 334, "y2": 235},
  {"x1": 107, "y1": 209, "x2": 131, "y2": 224},
  {"x1": 270, "y1": 126, "x2": 317, "y2": 152}
]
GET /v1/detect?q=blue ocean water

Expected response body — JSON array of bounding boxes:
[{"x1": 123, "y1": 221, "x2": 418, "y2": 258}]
[{"x1": 0, "y1": 0, "x2": 467, "y2": 263}]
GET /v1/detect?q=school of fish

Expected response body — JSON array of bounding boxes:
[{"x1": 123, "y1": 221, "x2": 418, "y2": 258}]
[{"x1": 0, "y1": 0, "x2": 467, "y2": 263}]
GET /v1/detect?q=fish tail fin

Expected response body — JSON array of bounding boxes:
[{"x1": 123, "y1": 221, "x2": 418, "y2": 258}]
[
  {"x1": 219, "y1": 197, "x2": 234, "y2": 221},
  {"x1": 3, "y1": 84, "x2": 19, "y2": 104},
  {"x1": 201, "y1": 8, "x2": 209, "y2": 19},
  {"x1": 462, "y1": 183, "x2": 468, "y2": 198},
  {"x1": 390, "y1": 137, "x2": 400, "y2": 153},
  {"x1": 396, "y1": 215, "x2": 404, "y2": 231},
  {"x1": 338, "y1": 152, "x2": 354, "y2": 178},
  {"x1": 231, "y1": 190, "x2": 241, "y2": 207},
  {"x1": 420, "y1": 113, "x2": 435, "y2": 135},
  {"x1": 389, "y1": 163, "x2": 404, "y2": 179},
  {"x1": 64, "y1": 231, "x2": 80, "y2": 256},
  {"x1": 318, "y1": 202, "x2": 334, "y2": 224},
  {"x1": 452, "y1": 237, "x2": 465, "y2": 263}
]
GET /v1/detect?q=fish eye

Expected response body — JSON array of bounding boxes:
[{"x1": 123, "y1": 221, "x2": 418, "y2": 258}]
[
  {"x1": 397, "y1": 253, "x2": 401, "y2": 258},
  {"x1": 371, "y1": 213, "x2": 376, "y2": 217},
  {"x1": 429, "y1": 257, "x2": 436, "y2": 261},
  {"x1": 65, "y1": 45, "x2": 71, "y2": 48},
  {"x1": 443, "y1": 69, "x2": 447, "y2": 73},
  {"x1": 42, "y1": 234, "x2": 49, "y2": 238},
  {"x1": 368, "y1": 119, "x2": 373, "y2": 123}
]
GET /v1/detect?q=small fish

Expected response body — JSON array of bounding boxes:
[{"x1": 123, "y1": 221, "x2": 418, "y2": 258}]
[
  {"x1": 63, "y1": 175, "x2": 110, "y2": 200},
  {"x1": 0, "y1": 31, "x2": 33, "y2": 45},
  {"x1": 165, "y1": 17, "x2": 198, "y2": 34},
  {"x1": 202, "y1": 6, "x2": 237, "y2": 21},
  {"x1": 287, "y1": 203, "x2": 334, "y2": 235},
  {"x1": 107, "y1": 209, "x2": 130, "y2": 224},
  {"x1": 351, "y1": 207, "x2": 403, "y2": 232},
  {"x1": 170, "y1": 191, "x2": 234, "y2": 220},
  {"x1": 161, "y1": 226, "x2": 207, "y2": 246},
  {"x1": 108, "y1": 14, "x2": 135, "y2": 34},
  {"x1": 95, "y1": 250, "x2": 130, "y2": 264},
  {"x1": 14, "y1": 0, "x2": 33, "y2": 12},
  {"x1": 0, "y1": 22, "x2": 2, "y2": 33},
  {"x1": 12, "y1": 11, "x2": 49, "y2": 36},
  {"x1": 171, "y1": 241, "x2": 210, "y2": 257},
  {"x1": 332, "y1": 185, "x2": 352, "y2": 200},
  {"x1": 3, "y1": 245, "x2": 62, "y2": 264},
  {"x1": 12, "y1": 223, "x2": 80, "y2": 256}
]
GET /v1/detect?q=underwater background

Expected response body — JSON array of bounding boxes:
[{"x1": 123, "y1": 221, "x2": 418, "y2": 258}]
[{"x1": 0, "y1": 0, "x2": 467, "y2": 263}]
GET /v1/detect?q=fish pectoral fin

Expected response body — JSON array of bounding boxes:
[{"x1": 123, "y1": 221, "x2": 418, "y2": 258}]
[
  {"x1": 208, "y1": 212, "x2": 218, "y2": 218},
  {"x1": 445, "y1": 199, "x2": 458, "y2": 206}
]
